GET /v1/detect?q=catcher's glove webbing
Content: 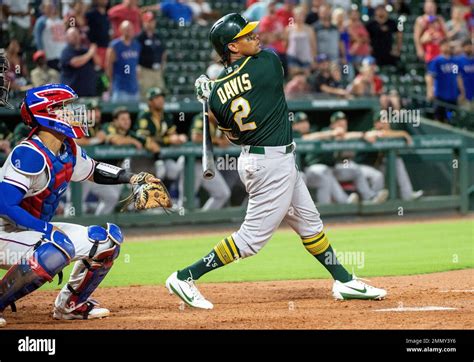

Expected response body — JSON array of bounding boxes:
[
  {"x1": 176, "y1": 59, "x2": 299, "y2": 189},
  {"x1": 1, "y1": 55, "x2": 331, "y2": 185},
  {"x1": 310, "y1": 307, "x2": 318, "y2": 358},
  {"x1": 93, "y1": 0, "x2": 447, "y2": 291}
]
[{"x1": 120, "y1": 172, "x2": 172, "y2": 212}]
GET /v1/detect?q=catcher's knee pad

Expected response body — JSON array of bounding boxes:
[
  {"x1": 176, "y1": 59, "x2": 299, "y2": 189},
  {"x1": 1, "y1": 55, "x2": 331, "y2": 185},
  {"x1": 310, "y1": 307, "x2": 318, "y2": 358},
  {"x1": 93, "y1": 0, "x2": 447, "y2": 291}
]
[
  {"x1": 301, "y1": 231, "x2": 329, "y2": 256},
  {"x1": 35, "y1": 230, "x2": 75, "y2": 277},
  {"x1": 62, "y1": 223, "x2": 123, "y2": 311},
  {"x1": 0, "y1": 231, "x2": 74, "y2": 311}
]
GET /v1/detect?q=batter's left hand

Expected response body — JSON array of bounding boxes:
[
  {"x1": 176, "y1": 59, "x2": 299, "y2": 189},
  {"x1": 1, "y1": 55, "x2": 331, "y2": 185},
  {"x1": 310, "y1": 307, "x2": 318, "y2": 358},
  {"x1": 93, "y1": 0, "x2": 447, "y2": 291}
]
[{"x1": 195, "y1": 74, "x2": 213, "y2": 102}]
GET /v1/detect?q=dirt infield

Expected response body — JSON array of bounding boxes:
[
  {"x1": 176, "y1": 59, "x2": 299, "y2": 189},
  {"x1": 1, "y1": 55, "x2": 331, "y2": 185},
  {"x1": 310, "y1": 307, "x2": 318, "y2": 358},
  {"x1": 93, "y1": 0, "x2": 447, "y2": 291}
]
[{"x1": 3, "y1": 269, "x2": 473, "y2": 329}]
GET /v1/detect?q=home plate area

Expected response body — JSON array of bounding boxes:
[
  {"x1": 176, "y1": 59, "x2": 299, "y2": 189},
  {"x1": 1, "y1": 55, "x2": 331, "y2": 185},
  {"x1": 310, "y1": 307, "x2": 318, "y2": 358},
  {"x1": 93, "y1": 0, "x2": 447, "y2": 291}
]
[{"x1": 1, "y1": 269, "x2": 471, "y2": 329}]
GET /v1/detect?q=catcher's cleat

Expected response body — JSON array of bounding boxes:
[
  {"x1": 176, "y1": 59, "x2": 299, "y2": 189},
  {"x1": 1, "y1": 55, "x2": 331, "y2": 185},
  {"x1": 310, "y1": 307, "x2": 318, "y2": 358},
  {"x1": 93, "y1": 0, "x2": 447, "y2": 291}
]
[
  {"x1": 166, "y1": 272, "x2": 213, "y2": 309},
  {"x1": 53, "y1": 300, "x2": 110, "y2": 320},
  {"x1": 333, "y1": 276, "x2": 387, "y2": 300},
  {"x1": 0, "y1": 314, "x2": 6, "y2": 328}
]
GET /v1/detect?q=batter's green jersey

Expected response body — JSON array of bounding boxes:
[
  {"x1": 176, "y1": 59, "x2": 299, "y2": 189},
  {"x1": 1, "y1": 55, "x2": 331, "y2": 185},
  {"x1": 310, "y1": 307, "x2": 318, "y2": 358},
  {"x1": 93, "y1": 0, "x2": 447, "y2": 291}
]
[{"x1": 209, "y1": 49, "x2": 292, "y2": 147}]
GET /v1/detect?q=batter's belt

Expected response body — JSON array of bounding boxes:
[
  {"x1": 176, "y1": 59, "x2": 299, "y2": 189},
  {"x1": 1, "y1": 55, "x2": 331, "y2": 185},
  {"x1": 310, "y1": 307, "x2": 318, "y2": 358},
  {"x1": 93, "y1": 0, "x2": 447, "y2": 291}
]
[{"x1": 243, "y1": 142, "x2": 295, "y2": 156}]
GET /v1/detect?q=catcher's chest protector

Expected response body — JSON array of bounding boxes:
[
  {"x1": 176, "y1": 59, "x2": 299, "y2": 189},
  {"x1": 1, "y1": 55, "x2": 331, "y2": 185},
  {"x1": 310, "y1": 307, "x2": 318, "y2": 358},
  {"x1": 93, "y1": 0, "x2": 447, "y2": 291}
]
[{"x1": 20, "y1": 138, "x2": 77, "y2": 221}]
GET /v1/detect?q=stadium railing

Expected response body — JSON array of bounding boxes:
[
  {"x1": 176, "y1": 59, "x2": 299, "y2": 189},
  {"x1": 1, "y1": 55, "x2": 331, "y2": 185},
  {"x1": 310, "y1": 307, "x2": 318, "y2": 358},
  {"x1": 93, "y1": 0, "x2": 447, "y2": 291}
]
[{"x1": 62, "y1": 129, "x2": 471, "y2": 228}]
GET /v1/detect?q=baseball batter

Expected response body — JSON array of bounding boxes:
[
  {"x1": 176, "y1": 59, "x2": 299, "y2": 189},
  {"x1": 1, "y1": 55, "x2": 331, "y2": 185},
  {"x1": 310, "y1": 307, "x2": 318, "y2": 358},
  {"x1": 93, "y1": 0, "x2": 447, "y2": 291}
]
[{"x1": 166, "y1": 14, "x2": 387, "y2": 309}]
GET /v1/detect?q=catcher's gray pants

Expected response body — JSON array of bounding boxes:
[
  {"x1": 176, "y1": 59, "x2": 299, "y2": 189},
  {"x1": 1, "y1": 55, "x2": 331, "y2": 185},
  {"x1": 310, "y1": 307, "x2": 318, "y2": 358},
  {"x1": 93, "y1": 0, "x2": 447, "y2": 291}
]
[
  {"x1": 179, "y1": 160, "x2": 231, "y2": 210},
  {"x1": 305, "y1": 164, "x2": 349, "y2": 204},
  {"x1": 332, "y1": 161, "x2": 382, "y2": 201},
  {"x1": 361, "y1": 157, "x2": 414, "y2": 200},
  {"x1": 82, "y1": 181, "x2": 123, "y2": 215},
  {"x1": 232, "y1": 143, "x2": 323, "y2": 258}
]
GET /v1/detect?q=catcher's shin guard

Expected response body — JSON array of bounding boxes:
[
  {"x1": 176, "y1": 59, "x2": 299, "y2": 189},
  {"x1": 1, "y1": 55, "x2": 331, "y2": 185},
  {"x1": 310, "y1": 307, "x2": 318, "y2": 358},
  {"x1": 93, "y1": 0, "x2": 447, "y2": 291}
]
[
  {"x1": 0, "y1": 231, "x2": 75, "y2": 311},
  {"x1": 55, "y1": 223, "x2": 123, "y2": 314}
]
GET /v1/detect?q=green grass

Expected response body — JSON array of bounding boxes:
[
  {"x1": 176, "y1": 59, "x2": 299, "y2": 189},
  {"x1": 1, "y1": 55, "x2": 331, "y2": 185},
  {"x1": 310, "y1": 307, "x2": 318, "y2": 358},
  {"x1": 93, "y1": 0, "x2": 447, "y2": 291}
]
[{"x1": 37, "y1": 219, "x2": 473, "y2": 290}]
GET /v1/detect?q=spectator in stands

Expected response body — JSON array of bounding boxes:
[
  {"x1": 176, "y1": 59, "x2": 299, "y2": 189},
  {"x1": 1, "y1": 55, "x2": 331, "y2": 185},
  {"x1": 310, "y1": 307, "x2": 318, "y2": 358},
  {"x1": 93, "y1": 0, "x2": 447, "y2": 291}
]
[
  {"x1": 2, "y1": 0, "x2": 32, "y2": 51},
  {"x1": 275, "y1": 0, "x2": 295, "y2": 26},
  {"x1": 259, "y1": 1, "x2": 288, "y2": 74},
  {"x1": 366, "y1": 4, "x2": 402, "y2": 67},
  {"x1": 465, "y1": 3, "x2": 474, "y2": 37},
  {"x1": 420, "y1": 15, "x2": 447, "y2": 64},
  {"x1": 86, "y1": 0, "x2": 111, "y2": 70},
  {"x1": 136, "y1": 11, "x2": 167, "y2": 99},
  {"x1": 314, "y1": 3, "x2": 346, "y2": 63},
  {"x1": 160, "y1": 0, "x2": 193, "y2": 25},
  {"x1": 106, "y1": 20, "x2": 141, "y2": 103},
  {"x1": 414, "y1": 0, "x2": 446, "y2": 62},
  {"x1": 305, "y1": 0, "x2": 323, "y2": 25},
  {"x1": 426, "y1": 38, "x2": 465, "y2": 122},
  {"x1": 178, "y1": 113, "x2": 231, "y2": 210},
  {"x1": 243, "y1": 0, "x2": 271, "y2": 22},
  {"x1": 348, "y1": 7, "x2": 371, "y2": 65},
  {"x1": 286, "y1": 6, "x2": 317, "y2": 77},
  {"x1": 5, "y1": 39, "x2": 31, "y2": 92},
  {"x1": 60, "y1": 27, "x2": 98, "y2": 97},
  {"x1": 446, "y1": 6, "x2": 470, "y2": 54},
  {"x1": 305, "y1": 111, "x2": 388, "y2": 204},
  {"x1": 108, "y1": 0, "x2": 141, "y2": 38},
  {"x1": 133, "y1": 87, "x2": 187, "y2": 180},
  {"x1": 332, "y1": 7, "x2": 351, "y2": 65},
  {"x1": 33, "y1": 0, "x2": 67, "y2": 71},
  {"x1": 349, "y1": 60, "x2": 384, "y2": 96},
  {"x1": 31, "y1": 50, "x2": 60, "y2": 87},
  {"x1": 308, "y1": 54, "x2": 351, "y2": 97},
  {"x1": 64, "y1": 0, "x2": 88, "y2": 46},
  {"x1": 359, "y1": 116, "x2": 423, "y2": 200},
  {"x1": 284, "y1": 70, "x2": 311, "y2": 97},
  {"x1": 457, "y1": 39, "x2": 474, "y2": 108},
  {"x1": 188, "y1": 0, "x2": 217, "y2": 25}
]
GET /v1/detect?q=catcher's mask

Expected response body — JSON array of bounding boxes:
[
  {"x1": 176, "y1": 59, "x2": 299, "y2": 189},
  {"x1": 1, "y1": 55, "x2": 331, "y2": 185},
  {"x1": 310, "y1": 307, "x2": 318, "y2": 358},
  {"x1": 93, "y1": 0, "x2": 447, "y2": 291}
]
[{"x1": 20, "y1": 84, "x2": 88, "y2": 139}]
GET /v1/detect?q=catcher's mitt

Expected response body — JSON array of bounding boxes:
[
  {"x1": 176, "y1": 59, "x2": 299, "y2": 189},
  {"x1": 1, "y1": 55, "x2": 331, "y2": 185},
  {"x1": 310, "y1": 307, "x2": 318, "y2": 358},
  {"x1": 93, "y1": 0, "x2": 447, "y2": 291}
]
[{"x1": 120, "y1": 172, "x2": 172, "y2": 211}]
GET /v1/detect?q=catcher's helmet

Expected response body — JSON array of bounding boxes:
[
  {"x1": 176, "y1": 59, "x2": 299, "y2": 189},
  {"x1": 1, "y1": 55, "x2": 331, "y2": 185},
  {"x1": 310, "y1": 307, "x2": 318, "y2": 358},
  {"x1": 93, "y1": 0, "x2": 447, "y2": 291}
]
[
  {"x1": 20, "y1": 83, "x2": 88, "y2": 139},
  {"x1": 209, "y1": 13, "x2": 259, "y2": 62}
]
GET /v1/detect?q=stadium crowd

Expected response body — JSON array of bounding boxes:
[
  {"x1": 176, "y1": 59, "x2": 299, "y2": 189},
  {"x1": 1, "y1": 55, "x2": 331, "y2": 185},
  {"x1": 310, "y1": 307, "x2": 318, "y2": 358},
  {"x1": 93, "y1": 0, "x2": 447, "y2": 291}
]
[{"x1": 0, "y1": 0, "x2": 473, "y2": 213}]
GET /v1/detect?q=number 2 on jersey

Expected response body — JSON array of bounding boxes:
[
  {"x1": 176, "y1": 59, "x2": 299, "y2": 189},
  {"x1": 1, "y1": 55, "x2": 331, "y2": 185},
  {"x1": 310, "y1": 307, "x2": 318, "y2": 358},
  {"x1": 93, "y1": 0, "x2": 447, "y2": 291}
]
[{"x1": 230, "y1": 97, "x2": 256, "y2": 131}]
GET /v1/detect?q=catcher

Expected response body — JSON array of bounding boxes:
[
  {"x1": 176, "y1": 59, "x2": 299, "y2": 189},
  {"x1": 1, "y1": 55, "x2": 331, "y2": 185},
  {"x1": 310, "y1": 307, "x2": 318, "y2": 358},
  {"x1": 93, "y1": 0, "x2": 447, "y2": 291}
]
[{"x1": 0, "y1": 82, "x2": 171, "y2": 327}]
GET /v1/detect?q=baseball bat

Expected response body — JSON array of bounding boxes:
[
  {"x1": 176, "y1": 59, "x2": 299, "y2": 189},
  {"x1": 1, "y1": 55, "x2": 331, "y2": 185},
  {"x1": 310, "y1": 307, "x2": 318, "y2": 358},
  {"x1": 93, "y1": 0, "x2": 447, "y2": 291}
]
[{"x1": 202, "y1": 101, "x2": 216, "y2": 180}]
